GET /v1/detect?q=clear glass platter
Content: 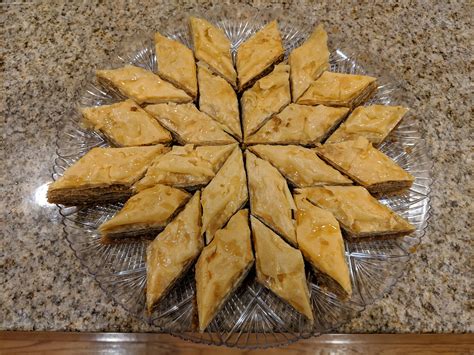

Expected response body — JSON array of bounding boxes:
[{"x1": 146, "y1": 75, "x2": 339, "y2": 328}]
[{"x1": 51, "y1": 5, "x2": 432, "y2": 349}]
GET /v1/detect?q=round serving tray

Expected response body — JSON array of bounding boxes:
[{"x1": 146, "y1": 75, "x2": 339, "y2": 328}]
[{"x1": 52, "y1": 5, "x2": 432, "y2": 349}]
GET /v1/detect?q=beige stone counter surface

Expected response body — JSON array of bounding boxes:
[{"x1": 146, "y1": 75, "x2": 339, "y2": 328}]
[{"x1": 1, "y1": 0, "x2": 471, "y2": 333}]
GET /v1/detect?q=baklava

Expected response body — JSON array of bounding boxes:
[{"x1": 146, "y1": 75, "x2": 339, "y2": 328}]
[
  {"x1": 197, "y1": 62, "x2": 242, "y2": 140},
  {"x1": 251, "y1": 216, "x2": 313, "y2": 323},
  {"x1": 99, "y1": 184, "x2": 190, "y2": 243},
  {"x1": 195, "y1": 209, "x2": 254, "y2": 331},
  {"x1": 241, "y1": 63, "x2": 291, "y2": 137},
  {"x1": 326, "y1": 105, "x2": 410, "y2": 145},
  {"x1": 155, "y1": 32, "x2": 198, "y2": 99},
  {"x1": 245, "y1": 104, "x2": 349, "y2": 146},
  {"x1": 189, "y1": 17, "x2": 237, "y2": 87},
  {"x1": 201, "y1": 148, "x2": 248, "y2": 244},
  {"x1": 296, "y1": 186, "x2": 415, "y2": 238},
  {"x1": 289, "y1": 24, "x2": 329, "y2": 101},
  {"x1": 47, "y1": 145, "x2": 168, "y2": 205},
  {"x1": 144, "y1": 103, "x2": 236, "y2": 145},
  {"x1": 246, "y1": 151, "x2": 297, "y2": 247},
  {"x1": 81, "y1": 100, "x2": 172, "y2": 147},
  {"x1": 297, "y1": 71, "x2": 377, "y2": 109},
  {"x1": 134, "y1": 144, "x2": 236, "y2": 191},
  {"x1": 146, "y1": 191, "x2": 203, "y2": 313},
  {"x1": 248, "y1": 144, "x2": 352, "y2": 187},
  {"x1": 317, "y1": 136, "x2": 415, "y2": 195},
  {"x1": 96, "y1": 65, "x2": 192, "y2": 105},
  {"x1": 236, "y1": 21, "x2": 285, "y2": 91}
]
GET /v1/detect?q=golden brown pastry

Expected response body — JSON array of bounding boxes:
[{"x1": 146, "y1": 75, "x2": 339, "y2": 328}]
[
  {"x1": 289, "y1": 24, "x2": 329, "y2": 101},
  {"x1": 326, "y1": 105, "x2": 410, "y2": 145},
  {"x1": 197, "y1": 62, "x2": 241, "y2": 140},
  {"x1": 246, "y1": 151, "x2": 297, "y2": 246},
  {"x1": 81, "y1": 100, "x2": 172, "y2": 147},
  {"x1": 201, "y1": 148, "x2": 248, "y2": 244},
  {"x1": 241, "y1": 63, "x2": 291, "y2": 137},
  {"x1": 47, "y1": 145, "x2": 168, "y2": 205},
  {"x1": 134, "y1": 144, "x2": 236, "y2": 191},
  {"x1": 96, "y1": 65, "x2": 192, "y2": 105},
  {"x1": 146, "y1": 191, "x2": 202, "y2": 313},
  {"x1": 294, "y1": 194, "x2": 352, "y2": 295},
  {"x1": 144, "y1": 103, "x2": 236, "y2": 145},
  {"x1": 296, "y1": 186, "x2": 415, "y2": 238},
  {"x1": 189, "y1": 17, "x2": 237, "y2": 87},
  {"x1": 245, "y1": 104, "x2": 349, "y2": 146},
  {"x1": 251, "y1": 216, "x2": 313, "y2": 323},
  {"x1": 99, "y1": 184, "x2": 190, "y2": 243},
  {"x1": 248, "y1": 144, "x2": 352, "y2": 187},
  {"x1": 236, "y1": 21, "x2": 285, "y2": 91},
  {"x1": 297, "y1": 71, "x2": 377, "y2": 109},
  {"x1": 195, "y1": 209, "x2": 254, "y2": 331},
  {"x1": 317, "y1": 136, "x2": 415, "y2": 195},
  {"x1": 155, "y1": 32, "x2": 198, "y2": 99}
]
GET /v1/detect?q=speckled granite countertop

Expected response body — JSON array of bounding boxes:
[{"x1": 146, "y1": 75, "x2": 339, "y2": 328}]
[{"x1": 1, "y1": 1, "x2": 472, "y2": 333}]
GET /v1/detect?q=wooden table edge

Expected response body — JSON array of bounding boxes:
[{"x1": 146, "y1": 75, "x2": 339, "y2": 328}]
[{"x1": 0, "y1": 332, "x2": 472, "y2": 354}]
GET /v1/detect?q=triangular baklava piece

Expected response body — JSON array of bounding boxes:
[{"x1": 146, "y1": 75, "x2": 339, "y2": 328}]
[
  {"x1": 294, "y1": 194, "x2": 352, "y2": 295},
  {"x1": 296, "y1": 186, "x2": 415, "y2": 238},
  {"x1": 317, "y1": 136, "x2": 415, "y2": 195},
  {"x1": 96, "y1": 65, "x2": 192, "y2": 105},
  {"x1": 297, "y1": 71, "x2": 377, "y2": 109},
  {"x1": 144, "y1": 103, "x2": 236, "y2": 145},
  {"x1": 197, "y1": 62, "x2": 242, "y2": 140},
  {"x1": 47, "y1": 145, "x2": 168, "y2": 205},
  {"x1": 241, "y1": 63, "x2": 291, "y2": 137},
  {"x1": 289, "y1": 24, "x2": 329, "y2": 101},
  {"x1": 245, "y1": 104, "x2": 349, "y2": 146},
  {"x1": 201, "y1": 148, "x2": 248, "y2": 244},
  {"x1": 326, "y1": 105, "x2": 410, "y2": 145},
  {"x1": 155, "y1": 32, "x2": 198, "y2": 99},
  {"x1": 99, "y1": 184, "x2": 190, "y2": 243},
  {"x1": 251, "y1": 216, "x2": 313, "y2": 323},
  {"x1": 146, "y1": 191, "x2": 203, "y2": 313},
  {"x1": 134, "y1": 144, "x2": 237, "y2": 191},
  {"x1": 196, "y1": 209, "x2": 254, "y2": 331},
  {"x1": 248, "y1": 144, "x2": 352, "y2": 187},
  {"x1": 189, "y1": 17, "x2": 237, "y2": 87},
  {"x1": 81, "y1": 100, "x2": 172, "y2": 147},
  {"x1": 245, "y1": 151, "x2": 297, "y2": 246},
  {"x1": 236, "y1": 21, "x2": 285, "y2": 91}
]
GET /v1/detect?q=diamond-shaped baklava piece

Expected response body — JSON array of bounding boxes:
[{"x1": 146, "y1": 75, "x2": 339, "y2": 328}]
[
  {"x1": 241, "y1": 63, "x2": 291, "y2": 137},
  {"x1": 81, "y1": 100, "x2": 172, "y2": 147},
  {"x1": 144, "y1": 103, "x2": 236, "y2": 145},
  {"x1": 294, "y1": 194, "x2": 352, "y2": 295},
  {"x1": 236, "y1": 21, "x2": 285, "y2": 91},
  {"x1": 155, "y1": 32, "x2": 198, "y2": 99},
  {"x1": 326, "y1": 105, "x2": 410, "y2": 145},
  {"x1": 246, "y1": 151, "x2": 297, "y2": 246},
  {"x1": 189, "y1": 17, "x2": 237, "y2": 87},
  {"x1": 146, "y1": 191, "x2": 202, "y2": 313},
  {"x1": 297, "y1": 71, "x2": 377, "y2": 109},
  {"x1": 134, "y1": 144, "x2": 236, "y2": 191},
  {"x1": 47, "y1": 145, "x2": 168, "y2": 205},
  {"x1": 96, "y1": 65, "x2": 192, "y2": 105},
  {"x1": 197, "y1": 62, "x2": 242, "y2": 140},
  {"x1": 249, "y1": 144, "x2": 352, "y2": 187},
  {"x1": 246, "y1": 104, "x2": 349, "y2": 146},
  {"x1": 289, "y1": 24, "x2": 329, "y2": 101},
  {"x1": 99, "y1": 184, "x2": 190, "y2": 243},
  {"x1": 317, "y1": 136, "x2": 415, "y2": 195},
  {"x1": 201, "y1": 148, "x2": 248, "y2": 244},
  {"x1": 251, "y1": 216, "x2": 313, "y2": 323},
  {"x1": 196, "y1": 209, "x2": 254, "y2": 332},
  {"x1": 296, "y1": 186, "x2": 415, "y2": 238}
]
